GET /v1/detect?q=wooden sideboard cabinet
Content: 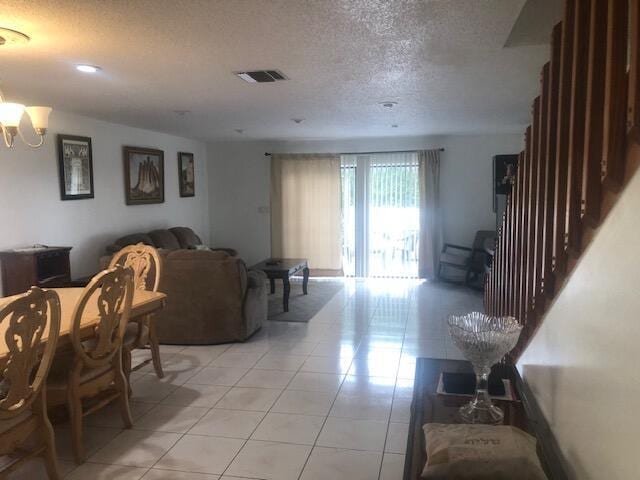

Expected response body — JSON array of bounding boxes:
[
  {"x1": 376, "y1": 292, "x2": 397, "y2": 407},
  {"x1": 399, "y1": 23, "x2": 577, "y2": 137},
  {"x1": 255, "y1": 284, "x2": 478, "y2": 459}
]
[{"x1": 0, "y1": 246, "x2": 72, "y2": 296}]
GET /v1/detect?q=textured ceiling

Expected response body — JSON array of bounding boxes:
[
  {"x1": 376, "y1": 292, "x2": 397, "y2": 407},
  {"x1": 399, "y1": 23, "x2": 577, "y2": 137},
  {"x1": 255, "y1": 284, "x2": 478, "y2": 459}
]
[{"x1": 0, "y1": 0, "x2": 552, "y2": 141}]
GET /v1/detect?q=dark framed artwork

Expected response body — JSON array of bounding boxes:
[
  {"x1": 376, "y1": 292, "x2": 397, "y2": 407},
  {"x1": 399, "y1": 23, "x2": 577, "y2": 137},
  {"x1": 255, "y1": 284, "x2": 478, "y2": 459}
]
[
  {"x1": 57, "y1": 134, "x2": 94, "y2": 200},
  {"x1": 123, "y1": 146, "x2": 164, "y2": 205},
  {"x1": 493, "y1": 154, "x2": 518, "y2": 211},
  {"x1": 178, "y1": 151, "x2": 195, "y2": 197}
]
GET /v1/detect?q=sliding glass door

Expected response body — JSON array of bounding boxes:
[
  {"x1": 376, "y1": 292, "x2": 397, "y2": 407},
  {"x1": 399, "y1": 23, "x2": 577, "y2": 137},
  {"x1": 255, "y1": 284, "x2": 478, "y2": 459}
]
[{"x1": 341, "y1": 152, "x2": 419, "y2": 278}]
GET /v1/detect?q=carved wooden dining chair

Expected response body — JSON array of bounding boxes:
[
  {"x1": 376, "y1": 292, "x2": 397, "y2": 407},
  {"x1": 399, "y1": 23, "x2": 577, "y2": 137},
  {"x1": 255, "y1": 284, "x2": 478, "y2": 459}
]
[
  {"x1": 47, "y1": 265, "x2": 134, "y2": 464},
  {"x1": 108, "y1": 243, "x2": 164, "y2": 378},
  {"x1": 0, "y1": 287, "x2": 62, "y2": 479}
]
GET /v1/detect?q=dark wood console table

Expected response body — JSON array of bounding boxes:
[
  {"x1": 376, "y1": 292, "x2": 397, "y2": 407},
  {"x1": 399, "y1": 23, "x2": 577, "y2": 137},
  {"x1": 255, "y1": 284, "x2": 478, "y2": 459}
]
[
  {"x1": 251, "y1": 258, "x2": 309, "y2": 312},
  {"x1": 0, "y1": 246, "x2": 72, "y2": 296},
  {"x1": 404, "y1": 358, "x2": 567, "y2": 480}
]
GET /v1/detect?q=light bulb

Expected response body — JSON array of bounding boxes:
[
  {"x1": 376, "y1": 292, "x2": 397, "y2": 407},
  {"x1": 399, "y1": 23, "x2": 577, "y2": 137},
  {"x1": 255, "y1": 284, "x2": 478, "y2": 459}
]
[{"x1": 0, "y1": 102, "x2": 25, "y2": 127}]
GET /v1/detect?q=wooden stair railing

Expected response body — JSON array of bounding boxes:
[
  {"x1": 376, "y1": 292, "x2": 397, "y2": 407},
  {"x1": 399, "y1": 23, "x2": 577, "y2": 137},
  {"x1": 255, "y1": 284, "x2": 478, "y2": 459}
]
[{"x1": 486, "y1": 0, "x2": 640, "y2": 358}]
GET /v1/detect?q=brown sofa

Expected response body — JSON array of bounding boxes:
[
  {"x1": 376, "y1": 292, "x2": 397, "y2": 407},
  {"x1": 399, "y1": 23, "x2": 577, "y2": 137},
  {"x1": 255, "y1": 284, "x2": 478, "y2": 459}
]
[{"x1": 104, "y1": 227, "x2": 266, "y2": 344}]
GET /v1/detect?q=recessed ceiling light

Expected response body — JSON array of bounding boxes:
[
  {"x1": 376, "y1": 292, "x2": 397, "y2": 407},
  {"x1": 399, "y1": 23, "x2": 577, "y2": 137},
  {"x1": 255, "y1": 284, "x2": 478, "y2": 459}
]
[
  {"x1": 76, "y1": 64, "x2": 101, "y2": 73},
  {"x1": 380, "y1": 101, "x2": 398, "y2": 109}
]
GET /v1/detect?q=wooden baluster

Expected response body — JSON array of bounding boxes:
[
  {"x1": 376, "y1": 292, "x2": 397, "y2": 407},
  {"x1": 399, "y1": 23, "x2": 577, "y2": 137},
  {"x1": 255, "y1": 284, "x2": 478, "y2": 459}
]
[
  {"x1": 494, "y1": 229, "x2": 500, "y2": 316},
  {"x1": 506, "y1": 190, "x2": 515, "y2": 317},
  {"x1": 602, "y1": 0, "x2": 629, "y2": 191},
  {"x1": 582, "y1": 0, "x2": 609, "y2": 227},
  {"x1": 553, "y1": 0, "x2": 576, "y2": 276},
  {"x1": 533, "y1": 64, "x2": 550, "y2": 317},
  {"x1": 629, "y1": 0, "x2": 640, "y2": 142},
  {"x1": 543, "y1": 24, "x2": 562, "y2": 298},
  {"x1": 525, "y1": 98, "x2": 541, "y2": 329},
  {"x1": 512, "y1": 152, "x2": 524, "y2": 319},
  {"x1": 565, "y1": 0, "x2": 592, "y2": 256},
  {"x1": 518, "y1": 127, "x2": 532, "y2": 325},
  {"x1": 500, "y1": 210, "x2": 509, "y2": 316}
]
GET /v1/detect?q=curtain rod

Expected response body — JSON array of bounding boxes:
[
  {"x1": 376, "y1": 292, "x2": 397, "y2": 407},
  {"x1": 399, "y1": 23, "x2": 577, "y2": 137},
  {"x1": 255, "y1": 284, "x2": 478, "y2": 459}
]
[{"x1": 264, "y1": 148, "x2": 445, "y2": 157}]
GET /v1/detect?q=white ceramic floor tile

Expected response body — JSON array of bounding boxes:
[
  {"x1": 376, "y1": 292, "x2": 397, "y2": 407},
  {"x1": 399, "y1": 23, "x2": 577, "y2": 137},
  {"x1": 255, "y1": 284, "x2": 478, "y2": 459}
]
[
  {"x1": 189, "y1": 408, "x2": 265, "y2": 438},
  {"x1": 225, "y1": 440, "x2": 312, "y2": 480},
  {"x1": 186, "y1": 366, "x2": 249, "y2": 386},
  {"x1": 143, "y1": 469, "x2": 220, "y2": 479},
  {"x1": 154, "y1": 434, "x2": 244, "y2": 475},
  {"x1": 380, "y1": 453, "x2": 405, "y2": 480},
  {"x1": 134, "y1": 404, "x2": 209, "y2": 433},
  {"x1": 209, "y1": 351, "x2": 264, "y2": 368},
  {"x1": 251, "y1": 412, "x2": 325, "y2": 445},
  {"x1": 385, "y1": 422, "x2": 409, "y2": 454},
  {"x1": 271, "y1": 389, "x2": 336, "y2": 416},
  {"x1": 300, "y1": 446, "x2": 382, "y2": 480},
  {"x1": 287, "y1": 371, "x2": 345, "y2": 394},
  {"x1": 89, "y1": 430, "x2": 181, "y2": 468},
  {"x1": 329, "y1": 392, "x2": 392, "y2": 421},
  {"x1": 300, "y1": 355, "x2": 352, "y2": 374},
  {"x1": 55, "y1": 425, "x2": 122, "y2": 462},
  {"x1": 131, "y1": 375, "x2": 181, "y2": 403},
  {"x1": 390, "y1": 396, "x2": 412, "y2": 423},
  {"x1": 253, "y1": 353, "x2": 308, "y2": 371},
  {"x1": 86, "y1": 401, "x2": 156, "y2": 428},
  {"x1": 236, "y1": 368, "x2": 295, "y2": 389},
  {"x1": 5, "y1": 457, "x2": 75, "y2": 479},
  {"x1": 215, "y1": 387, "x2": 282, "y2": 411},
  {"x1": 161, "y1": 384, "x2": 230, "y2": 408},
  {"x1": 65, "y1": 463, "x2": 148, "y2": 480},
  {"x1": 317, "y1": 417, "x2": 388, "y2": 452}
]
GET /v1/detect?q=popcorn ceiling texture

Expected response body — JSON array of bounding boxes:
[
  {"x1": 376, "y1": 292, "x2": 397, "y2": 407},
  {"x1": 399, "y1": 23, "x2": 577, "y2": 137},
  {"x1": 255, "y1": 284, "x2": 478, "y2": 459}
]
[{"x1": 0, "y1": 0, "x2": 549, "y2": 140}]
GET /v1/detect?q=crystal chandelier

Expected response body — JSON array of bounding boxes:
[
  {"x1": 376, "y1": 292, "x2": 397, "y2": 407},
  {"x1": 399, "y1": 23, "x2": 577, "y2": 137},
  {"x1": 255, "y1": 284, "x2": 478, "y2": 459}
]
[{"x1": 0, "y1": 90, "x2": 52, "y2": 148}]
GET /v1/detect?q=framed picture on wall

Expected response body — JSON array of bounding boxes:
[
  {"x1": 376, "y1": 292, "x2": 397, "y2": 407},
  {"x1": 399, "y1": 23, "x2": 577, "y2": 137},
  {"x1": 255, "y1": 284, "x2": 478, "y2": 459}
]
[
  {"x1": 123, "y1": 146, "x2": 164, "y2": 205},
  {"x1": 178, "y1": 151, "x2": 195, "y2": 197},
  {"x1": 57, "y1": 134, "x2": 94, "y2": 200}
]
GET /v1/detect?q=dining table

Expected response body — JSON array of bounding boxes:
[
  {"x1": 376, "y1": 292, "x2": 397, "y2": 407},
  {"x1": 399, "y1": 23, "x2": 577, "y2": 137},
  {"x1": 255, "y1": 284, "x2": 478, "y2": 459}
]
[{"x1": 0, "y1": 287, "x2": 167, "y2": 364}]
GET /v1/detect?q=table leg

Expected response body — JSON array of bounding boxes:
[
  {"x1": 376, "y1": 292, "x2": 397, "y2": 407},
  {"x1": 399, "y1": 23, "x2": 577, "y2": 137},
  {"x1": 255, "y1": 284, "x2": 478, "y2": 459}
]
[
  {"x1": 303, "y1": 267, "x2": 309, "y2": 295},
  {"x1": 283, "y1": 276, "x2": 290, "y2": 312},
  {"x1": 269, "y1": 278, "x2": 275, "y2": 294}
]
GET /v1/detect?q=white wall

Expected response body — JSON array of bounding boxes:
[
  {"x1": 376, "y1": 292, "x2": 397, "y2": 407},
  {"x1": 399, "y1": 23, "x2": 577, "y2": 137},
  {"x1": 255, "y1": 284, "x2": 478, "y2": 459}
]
[
  {"x1": 207, "y1": 133, "x2": 523, "y2": 264},
  {"x1": 518, "y1": 146, "x2": 640, "y2": 479},
  {"x1": 0, "y1": 110, "x2": 209, "y2": 284}
]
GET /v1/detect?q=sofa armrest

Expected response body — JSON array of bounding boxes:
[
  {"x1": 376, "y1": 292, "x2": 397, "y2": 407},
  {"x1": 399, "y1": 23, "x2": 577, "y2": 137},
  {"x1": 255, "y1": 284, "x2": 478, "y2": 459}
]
[
  {"x1": 210, "y1": 247, "x2": 239, "y2": 257},
  {"x1": 247, "y1": 269, "x2": 267, "y2": 288}
]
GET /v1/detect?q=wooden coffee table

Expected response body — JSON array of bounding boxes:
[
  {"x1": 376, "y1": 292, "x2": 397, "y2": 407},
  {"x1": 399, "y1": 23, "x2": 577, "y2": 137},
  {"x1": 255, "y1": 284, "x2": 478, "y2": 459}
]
[{"x1": 251, "y1": 258, "x2": 309, "y2": 312}]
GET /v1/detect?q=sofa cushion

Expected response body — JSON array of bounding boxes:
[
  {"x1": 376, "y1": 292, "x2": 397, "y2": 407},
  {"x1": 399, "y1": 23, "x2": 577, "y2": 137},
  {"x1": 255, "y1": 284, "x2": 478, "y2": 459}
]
[
  {"x1": 149, "y1": 229, "x2": 181, "y2": 250},
  {"x1": 106, "y1": 233, "x2": 155, "y2": 254},
  {"x1": 170, "y1": 227, "x2": 202, "y2": 249}
]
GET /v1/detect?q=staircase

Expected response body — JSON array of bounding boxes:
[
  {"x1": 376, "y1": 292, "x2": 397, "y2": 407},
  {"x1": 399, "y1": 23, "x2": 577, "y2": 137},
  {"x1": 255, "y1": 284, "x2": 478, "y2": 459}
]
[{"x1": 485, "y1": 0, "x2": 640, "y2": 357}]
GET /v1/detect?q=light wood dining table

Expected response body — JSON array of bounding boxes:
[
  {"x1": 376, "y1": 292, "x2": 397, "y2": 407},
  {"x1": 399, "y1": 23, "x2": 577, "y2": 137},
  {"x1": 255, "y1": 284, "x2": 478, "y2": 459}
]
[{"x1": 0, "y1": 287, "x2": 166, "y2": 364}]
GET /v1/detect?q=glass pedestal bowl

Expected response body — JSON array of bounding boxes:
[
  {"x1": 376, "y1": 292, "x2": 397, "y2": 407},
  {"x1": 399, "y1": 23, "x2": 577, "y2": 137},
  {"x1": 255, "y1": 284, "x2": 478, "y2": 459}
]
[{"x1": 447, "y1": 312, "x2": 522, "y2": 425}]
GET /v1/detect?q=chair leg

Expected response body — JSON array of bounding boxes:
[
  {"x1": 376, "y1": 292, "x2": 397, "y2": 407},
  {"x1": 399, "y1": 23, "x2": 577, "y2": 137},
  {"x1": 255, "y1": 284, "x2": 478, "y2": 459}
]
[
  {"x1": 115, "y1": 353, "x2": 134, "y2": 428},
  {"x1": 148, "y1": 320, "x2": 164, "y2": 378},
  {"x1": 66, "y1": 381, "x2": 85, "y2": 464},
  {"x1": 38, "y1": 392, "x2": 61, "y2": 480}
]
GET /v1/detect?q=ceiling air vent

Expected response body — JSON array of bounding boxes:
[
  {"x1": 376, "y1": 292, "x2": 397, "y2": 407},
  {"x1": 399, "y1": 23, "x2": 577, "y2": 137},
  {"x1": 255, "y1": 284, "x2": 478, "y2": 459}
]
[{"x1": 235, "y1": 70, "x2": 288, "y2": 83}]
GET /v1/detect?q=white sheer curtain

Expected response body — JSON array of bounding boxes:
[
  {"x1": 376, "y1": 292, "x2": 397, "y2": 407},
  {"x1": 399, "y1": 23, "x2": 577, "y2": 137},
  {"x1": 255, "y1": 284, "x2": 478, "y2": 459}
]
[
  {"x1": 271, "y1": 153, "x2": 343, "y2": 274},
  {"x1": 418, "y1": 149, "x2": 442, "y2": 279}
]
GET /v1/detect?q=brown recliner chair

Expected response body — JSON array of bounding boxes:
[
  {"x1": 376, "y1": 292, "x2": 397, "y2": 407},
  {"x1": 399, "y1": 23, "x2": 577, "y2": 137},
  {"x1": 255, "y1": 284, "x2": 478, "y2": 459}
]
[
  {"x1": 155, "y1": 249, "x2": 267, "y2": 344},
  {"x1": 102, "y1": 227, "x2": 265, "y2": 344}
]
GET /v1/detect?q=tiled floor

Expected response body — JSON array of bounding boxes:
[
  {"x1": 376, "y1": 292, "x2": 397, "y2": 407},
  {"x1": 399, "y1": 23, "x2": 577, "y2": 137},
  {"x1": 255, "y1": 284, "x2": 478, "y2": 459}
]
[{"x1": 6, "y1": 278, "x2": 482, "y2": 480}]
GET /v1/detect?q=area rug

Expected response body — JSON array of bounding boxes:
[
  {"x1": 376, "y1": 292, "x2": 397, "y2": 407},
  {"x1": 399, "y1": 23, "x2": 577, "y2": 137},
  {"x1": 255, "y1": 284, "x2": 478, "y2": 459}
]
[{"x1": 267, "y1": 278, "x2": 344, "y2": 322}]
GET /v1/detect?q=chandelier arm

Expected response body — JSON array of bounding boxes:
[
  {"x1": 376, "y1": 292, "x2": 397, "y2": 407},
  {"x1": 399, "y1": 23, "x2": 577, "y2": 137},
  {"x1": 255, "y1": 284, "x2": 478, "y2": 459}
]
[
  {"x1": 1, "y1": 124, "x2": 13, "y2": 148},
  {"x1": 17, "y1": 125, "x2": 44, "y2": 148}
]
